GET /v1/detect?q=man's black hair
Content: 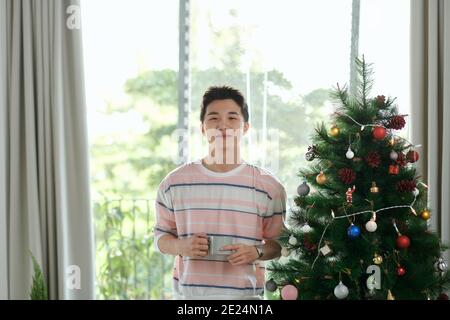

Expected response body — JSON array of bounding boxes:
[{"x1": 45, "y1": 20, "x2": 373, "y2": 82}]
[{"x1": 200, "y1": 86, "x2": 249, "y2": 122}]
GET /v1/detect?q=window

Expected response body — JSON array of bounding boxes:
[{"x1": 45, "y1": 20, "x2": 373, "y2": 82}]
[
  {"x1": 188, "y1": 0, "x2": 353, "y2": 197},
  {"x1": 359, "y1": 0, "x2": 411, "y2": 131},
  {"x1": 82, "y1": 0, "x2": 410, "y2": 299},
  {"x1": 82, "y1": 0, "x2": 179, "y2": 299}
]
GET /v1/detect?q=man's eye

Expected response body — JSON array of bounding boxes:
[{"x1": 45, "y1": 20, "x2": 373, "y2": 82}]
[
  {"x1": 209, "y1": 118, "x2": 218, "y2": 120},
  {"x1": 229, "y1": 118, "x2": 237, "y2": 120}
]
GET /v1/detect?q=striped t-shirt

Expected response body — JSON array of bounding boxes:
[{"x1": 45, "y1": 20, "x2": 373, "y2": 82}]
[{"x1": 153, "y1": 159, "x2": 286, "y2": 299}]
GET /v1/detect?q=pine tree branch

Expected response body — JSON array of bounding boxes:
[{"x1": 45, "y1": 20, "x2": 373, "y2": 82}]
[
  {"x1": 29, "y1": 251, "x2": 48, "y2": 300},
  {"x1": 330, "y1": 83, "x2": 348, "y2": 106},
  {"x1": 355, "y1": 56, "x2": 374, "y2": 108},
  {"x1": 314, "y1": 122, "x2": 339, "y2": 145}
]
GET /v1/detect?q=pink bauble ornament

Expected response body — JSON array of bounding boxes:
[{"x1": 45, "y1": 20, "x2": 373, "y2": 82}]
[{"x1": 281, "y1": 284, "x2": 298, "y2": 300}]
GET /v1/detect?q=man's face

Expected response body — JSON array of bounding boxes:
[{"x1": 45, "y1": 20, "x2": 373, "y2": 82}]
[{"x1": 201, "y1": 99, "x2": 250, "y2": 147}]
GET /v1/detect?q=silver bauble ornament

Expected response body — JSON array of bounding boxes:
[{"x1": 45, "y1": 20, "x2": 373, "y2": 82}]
[
  {"x1": 265, "y1": 279, "x2": 278, "y2": 292},
  {"x1": 297, "y1": 182, "x2": 310, "y2": 196},
  {"x1": 334, "y1": 281, "x2": 349, "y2": 299}
]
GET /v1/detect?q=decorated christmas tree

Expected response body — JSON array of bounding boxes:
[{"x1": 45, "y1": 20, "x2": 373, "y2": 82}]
[{"x1": 267, "y1": 57, "x2": 450, "y2": 300}]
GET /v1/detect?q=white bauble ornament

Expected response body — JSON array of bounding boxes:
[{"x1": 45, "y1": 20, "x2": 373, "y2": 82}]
[
  {"x1": 390, "y1": 150, "x2": 398, "y2": 161},
  {"x1": 334, "y1": 281, "x2": 349, "y2": 299},
  {"x1": 288, "y1": 235, "x2": 298, "y2": 245},
  {"x1": 412, "y1": 188, "x2": 419, "y2": 197},
  {"x1": 346, "y1": 147, "x2": 355, "y2": 159},
  {"x1": 365, "y1": 220, "x2": 378, "y2": 232},
  {"x1": 300, "y1": 224, "x2": 312, "y2": 233}
]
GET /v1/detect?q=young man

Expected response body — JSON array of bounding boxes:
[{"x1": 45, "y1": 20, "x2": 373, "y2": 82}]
[{"x1": 154, "y1": 86, "x2": 286, "y2": 300}]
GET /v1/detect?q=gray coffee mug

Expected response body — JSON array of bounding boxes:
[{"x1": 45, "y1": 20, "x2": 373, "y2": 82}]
[{"x1": 208, "y1": 235, "x2": 235, "y2": 255}]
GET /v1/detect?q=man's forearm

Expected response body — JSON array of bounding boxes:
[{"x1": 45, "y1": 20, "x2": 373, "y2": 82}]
[
  {"x1": 260, "y1": 239, "x2": 281, "y2": 260},
  {"x1": 157, "y1": 234, "x2": 181, "y2": 255}
]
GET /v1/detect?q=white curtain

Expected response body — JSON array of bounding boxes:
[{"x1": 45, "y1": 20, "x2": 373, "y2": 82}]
[
  {"x1": 0, "y1": 0, "x2": 95, "y2": 299},
  {"x1": 410, "y1": 0, "x2": 450, "y2": 261}
]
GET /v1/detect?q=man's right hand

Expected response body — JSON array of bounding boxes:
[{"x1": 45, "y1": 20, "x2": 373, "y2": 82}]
[{"x1": 176, "y1": 233, "x2": 209, "y2": 257}]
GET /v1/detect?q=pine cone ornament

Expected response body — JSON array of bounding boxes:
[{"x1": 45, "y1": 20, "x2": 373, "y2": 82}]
[
  {"x1": 338, "y1": 168, "x2": 356, "y2": 184},
  {"x1": 304, "y1": 235, "x2": 317, "y2": 251},
  {"x1": 305, "y1": 145, "x2": 318, "y2": 161},
  {"x1": 396, "y1": 152, "x2": 408, "y2": 167},
  {"x1": 376, "y1": 95, "x2": 386, "y2": 106},
  {"x1": 396, "y1": 180, "x2": 417, "y2": 193},
  {"x1": 365, "y1": 151, "x2": 381, "y2": 168},
  {"x1": 388, "y1": 115, "x2": 406, "y2": 130}
]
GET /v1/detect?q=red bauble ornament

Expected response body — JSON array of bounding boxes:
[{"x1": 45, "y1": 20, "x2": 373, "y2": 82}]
[
  {"x1": 397, "y1": 266, "x2": 406, "y2": 276},
  {"x1": 389, "y1": 164, "x2": 399, "y2": 175},
  {"x1": 372, "y1": 126, "x2": 387, "y2": 140},
  {"x1": 407, "y1": 150, "x2": 419, "y2": 163},
  {"x1": 396, "y1": 235, "x2": 411, "y2": 249}
]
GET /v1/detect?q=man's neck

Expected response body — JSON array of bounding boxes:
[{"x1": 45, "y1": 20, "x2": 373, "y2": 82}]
[{"x1": 202, "y1": 156, "x2": 244, "y2": 173}]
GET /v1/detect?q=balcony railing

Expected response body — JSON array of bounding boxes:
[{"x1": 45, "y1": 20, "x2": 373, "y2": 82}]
[{"x1": 93, "y1": 198, "x2": 173, "y2": 300}]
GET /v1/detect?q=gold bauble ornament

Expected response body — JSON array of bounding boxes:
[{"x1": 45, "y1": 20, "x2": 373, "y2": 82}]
[
  {"x1": 420, "y1": 209, "x2": 431, "y2": 220},
  {"x1": 387, "y1": 290, "x2": 395, "y2": 300},
  {"x1": 370, "y1": 181, "x2": 379, "y2": 193},
  {"x1": 330, "y1": 125, "x2": 340, "y2": 137},
  {"x1": 316, "y1": 171, "x2": 327, "y2": 185},
  {"x1": 373, "y1": 253, "x2": 383, "y2": 265},
  {"x1": 388, "y1": 136, "x2": 396, "y2": 147}
]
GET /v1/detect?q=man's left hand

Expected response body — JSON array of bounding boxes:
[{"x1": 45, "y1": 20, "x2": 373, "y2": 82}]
[{"x1": 222, "y1": 244, "x2": 259, "y2": 265}]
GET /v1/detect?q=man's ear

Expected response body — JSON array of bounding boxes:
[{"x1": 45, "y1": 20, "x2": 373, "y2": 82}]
[
  {"x1": 200, "y1": 122, "x2": 205, "y2": 135},
  {"x1": 243, "y1": 122, "x2": 250, "y2": 135}
]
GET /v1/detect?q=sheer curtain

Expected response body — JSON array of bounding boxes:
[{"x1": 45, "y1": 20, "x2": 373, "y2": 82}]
[
  {"x1": 0, "y1": 0, "x2": 94, "y2": 299},
  {"x1": 410, "y1": 0, "x2": 450, "y2": 261}
]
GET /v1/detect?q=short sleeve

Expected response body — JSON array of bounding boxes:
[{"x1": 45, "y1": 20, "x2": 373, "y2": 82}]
[
  {"x1": 153, "y1": 178, "x2": 178, "y2": 254},
  {"x1": 262, "y1": 184, "x2": 286, "y2": 240}
]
